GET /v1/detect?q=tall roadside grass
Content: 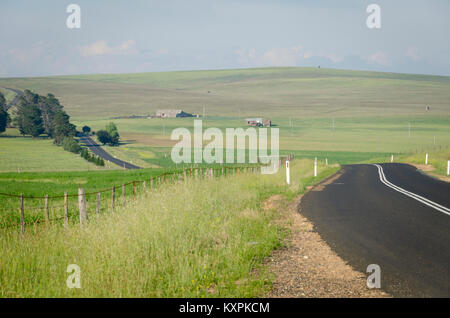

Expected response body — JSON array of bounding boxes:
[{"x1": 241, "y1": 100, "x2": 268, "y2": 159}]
[
  {"x1": 397, "y1": 148, "x2": 450, "y2": 178},
  {"x1": 0, "y1": 159, "x2": 339, "y2": 297}
]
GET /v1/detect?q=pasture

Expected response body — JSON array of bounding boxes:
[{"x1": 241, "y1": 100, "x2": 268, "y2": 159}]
[
  {"x1": 0, "y1": 128, "x2": 109, "y2": 172},
  {"x1": 0, "y1": 66, "x2": 449, "y2": 188}
]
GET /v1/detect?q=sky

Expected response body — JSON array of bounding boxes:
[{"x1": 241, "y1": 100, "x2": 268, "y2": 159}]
[{"x1": 0, "y1": 0, "x2": 449, "y2": 77}]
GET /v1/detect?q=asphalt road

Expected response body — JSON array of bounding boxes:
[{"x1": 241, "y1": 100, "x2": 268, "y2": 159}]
[
  {"x1": 78, "y1": 134, "x2": 141, "y2": 169},
  {"x1": 300, "y1": 163, "x2": 450, "y2": 297},
  {"x1": 1, "y1": 87, "x2": 24, "y2": 110}
]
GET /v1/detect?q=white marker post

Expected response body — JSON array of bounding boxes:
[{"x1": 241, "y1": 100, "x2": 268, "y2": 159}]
[
  {"x1": 286, "y1": 160, "x2": 290, "y2": 185},
  {"x1": 425, "y1": 153, "x2": 428, "y2": 165},
  {"x1": 447, "y1": 160, "x2": 449, "y2": 176},
  {"x1": 391, "y1": 155, "x2": 394, "y2": 163},
  {"x1": 325, "y1": 158, "x2": 328, "y2": 166},
  {"x1": 314, "y1": 157, "x2": 318, "y2": 177}
]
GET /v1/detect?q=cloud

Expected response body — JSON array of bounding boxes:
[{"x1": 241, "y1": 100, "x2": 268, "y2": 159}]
[
  {"x1": 79, "y1": 40, "x2": 137, "y2": 57},
  {"x1": 236, "y1": 46, "x2": 342, "y2": 67},
  {"x1": 405, "y1": 47, "x2": 419, "y2": 61},
  {"x1": 258, "y1": 46, "x2": 303, "y2": 66},
  {"x1": 367, "y1": 51, "x2": 389, "y2": 65},
  {"x1": 155, "y1": 48, "x2": 169, "y2": 55},
  {"x1": 236, "y1": 47, "x2": 302, "y2": 67},
  {"x1": 7, "y1": 41, "x2": 46, "y2": 64}
]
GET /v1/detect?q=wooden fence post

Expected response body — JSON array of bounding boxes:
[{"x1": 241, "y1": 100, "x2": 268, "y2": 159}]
[
  {"x1": 164, "y1": 174, "x2": 167, "y2": 184},
  {"x1": 132, "y1": 182, "x2": 136, "y2": 200},
  {"x1": 20, "y1": 194, "x2": 24, "y2": 236},
  {"x1": 184, "y1": 169, "x2": 187, "y2": 181},
  {"x1": 112, "y1": 186, "x2": 115, "y2": 211},
  {"x1": 150, "y1": 178, "x2": 154, "y2": 189},
  {"x1": 96, "y1": 192, "x2": 101, "y2": 214},
  {"x1": 78, "y1": 188, "x2": 87, "y2": 226},
  {"x1": 44, "y1": 195, "x2": 49, "y2": 227},
  {"x1": 64, "y1": 192, "x2": 68, "y2": 228}
]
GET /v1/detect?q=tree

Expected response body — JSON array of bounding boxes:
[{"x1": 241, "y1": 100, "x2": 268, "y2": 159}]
[
  {"x1": 53, "y1": 110, "x2": 76, "y2": 144},
  {"x1": 62, "y1": 136, "x2": 81, "y2": 153},
  {"x1": 106, "y1": 122, "x2": 119, "y2": 145},
  {"x1": 96, "y1": 130, "x2": 111, "y2": 145},
  {"x1": 82, "y1": 125, "x2": 91, "y2": 134},
  {"x1": 0, "y1": 108, "x2": 7, "y2": 134},
  {"x1": 15, "y1": 102, "x2": 44, "y2": 137},
  {"x1": 0, "y1": 92, "x2": 5, "y2": 110}
]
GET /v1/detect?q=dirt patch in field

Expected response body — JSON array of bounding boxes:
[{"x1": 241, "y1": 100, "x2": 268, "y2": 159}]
[
  {"x1": 121, "y1": 133, "x2": 177, "y2": 147},
  {"x1": 263, "y1": 194, "x2": 390, "y2": 298},
  {"x1": 410, "y1": 163, "x2": 450, "y2": 182},
  {"x1": 412, "y1": 163, "x2": 435, "y2": 172}
]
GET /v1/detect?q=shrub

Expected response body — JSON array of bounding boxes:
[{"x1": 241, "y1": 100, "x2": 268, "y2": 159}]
[
  {"x1": 97, "y1": 130, "x2": 111, "y2": 145},
  {"x1": 62, "y1": 137, "x2": 81, "y2": 154},
  {"x1": 82, "y1": 125, "x2": 91, "y2": 134}
]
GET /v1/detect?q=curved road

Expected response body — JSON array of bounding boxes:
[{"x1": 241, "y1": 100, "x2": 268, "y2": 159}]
[
  {"x1": 78, "y1": 134, "x2": 141, "y2": 169},
  {"x1": 300, "y1": 163, "x2": 450, "y2": 297},
  {"x1": 1, "y1": 87, "x2": 24, "y2": 110}
]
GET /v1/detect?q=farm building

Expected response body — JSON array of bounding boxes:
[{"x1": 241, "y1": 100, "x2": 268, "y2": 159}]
[
  {"x1": 246, "y1": 118, "x2": 271, "y2": 127},
  {"x1": 156, "y1": 109, "x2": 195, "y2": 118}
]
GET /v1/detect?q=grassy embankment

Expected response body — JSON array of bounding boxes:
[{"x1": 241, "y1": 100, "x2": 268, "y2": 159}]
[{"x1": 0, "y1": 159, "x2": 338, "y2": 297}]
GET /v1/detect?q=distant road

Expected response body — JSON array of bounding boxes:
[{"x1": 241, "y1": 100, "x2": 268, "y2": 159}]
[
  {"x1": 78, "y1": 134, "x2": 141, "y2": 170},
  {"x1": 300, "y1": 163, "x2": 450, "y2": 297},
  {"x1": 1, "y1": 87, "x2": 140, "y2": 170},
  {"x1": 1, "y1": 87, "x2": 24, "y2": 111}
]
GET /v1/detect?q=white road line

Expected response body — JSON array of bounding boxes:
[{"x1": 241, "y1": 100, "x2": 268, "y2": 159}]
[{"x1": 373, "y1": 164, "x2": 450, "y2": 216}]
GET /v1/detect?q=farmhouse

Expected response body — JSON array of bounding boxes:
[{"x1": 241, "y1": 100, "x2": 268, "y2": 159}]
[
  {"x1": 246, "y1": 118, "x2": 271, "y2": 127},
  {"x1": 156, "y1": 109, "x2": 195, "y2": 118}
]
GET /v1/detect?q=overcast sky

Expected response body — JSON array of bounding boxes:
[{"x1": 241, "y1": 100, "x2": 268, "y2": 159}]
[{"x1": 1, "y1": 0, "x2": 449, "y2": 77}]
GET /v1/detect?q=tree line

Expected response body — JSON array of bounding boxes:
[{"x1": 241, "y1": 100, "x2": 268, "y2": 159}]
[
  {"x1": 0, "y1": 92, "x2": 11, "y2": 134},
  {"x1": 0, "y1": 90, "x2": 105, "y2": 166}
]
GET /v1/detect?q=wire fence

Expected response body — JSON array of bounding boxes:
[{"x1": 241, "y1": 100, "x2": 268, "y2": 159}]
[{"x1": 0, "y1": 164, "x2": 278, "y2": 236}]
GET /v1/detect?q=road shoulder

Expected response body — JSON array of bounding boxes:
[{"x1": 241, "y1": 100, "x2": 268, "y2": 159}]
[
  {"x1": 263, "y1": 193, "x2": 390, "y2": 298},
  {"x1": 409, "y1": 163, "x2": 450, "y2": 183}
]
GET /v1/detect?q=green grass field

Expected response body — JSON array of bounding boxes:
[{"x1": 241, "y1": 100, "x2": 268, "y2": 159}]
[
  {"x1": 0, "y1": 88, "x2": 16, "y2": 105},
  {"x1": 0, "y1": 159, "x2": 338, "y2": 297},
  {"x1": 0, "y1": 129, "x2": 109, "y2": 172},
  {"x1": 0, "y1": 66, "x2": 448, "y2": 194},
  {"x1": 1, "y1": 67, "x2": 449, "y2": 120}
]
